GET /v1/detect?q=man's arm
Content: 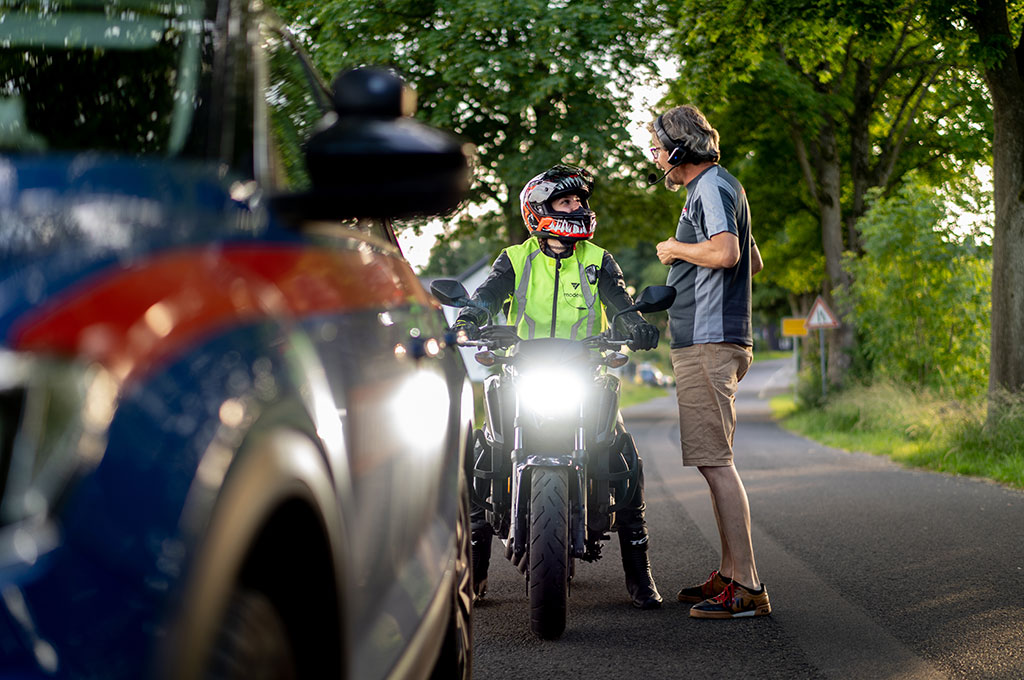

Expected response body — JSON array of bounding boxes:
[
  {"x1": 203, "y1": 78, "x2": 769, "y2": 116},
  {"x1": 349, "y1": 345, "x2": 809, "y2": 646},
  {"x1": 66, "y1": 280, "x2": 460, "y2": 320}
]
[
  {"x1": 751, "y1": 240, "x2": 763, "y2": 275},
  {"x1": 656, "y1": 231, "x2": 740, "y2": 269}
]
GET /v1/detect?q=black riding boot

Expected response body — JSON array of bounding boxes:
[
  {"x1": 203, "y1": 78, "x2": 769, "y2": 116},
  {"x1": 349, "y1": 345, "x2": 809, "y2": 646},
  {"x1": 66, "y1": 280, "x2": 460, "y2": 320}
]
[
  {"x1": 470, "y1": 518, "x2": 493, "y2": 601},
  {"x1": 469, "y1": 432, "x2": 494, "y2": 601},
  {"x1": 619, "y1": 526, "x2": 662, "y2": 609},
  {"x1": 612, "y1": 449, "x2": 662, "y2": 610}
]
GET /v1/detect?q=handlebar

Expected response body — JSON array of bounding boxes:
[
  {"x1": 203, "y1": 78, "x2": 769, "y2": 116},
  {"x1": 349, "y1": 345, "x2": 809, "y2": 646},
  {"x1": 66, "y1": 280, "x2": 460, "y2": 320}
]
[
  {"x1": 454, "y1": 324, "x2": 521, "y2": 349},
  {"x1": 451, "y1": 326, "x2": 634, "y2": 371},
  {"x1": 455, "y1": 326, "x2": 630, "y2": 352}
]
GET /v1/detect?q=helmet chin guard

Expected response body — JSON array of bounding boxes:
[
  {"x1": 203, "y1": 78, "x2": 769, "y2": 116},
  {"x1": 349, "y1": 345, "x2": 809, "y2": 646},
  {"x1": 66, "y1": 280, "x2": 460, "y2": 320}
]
[{"x1": 520, "y1": 164, "x2": 596, "y2": 241}]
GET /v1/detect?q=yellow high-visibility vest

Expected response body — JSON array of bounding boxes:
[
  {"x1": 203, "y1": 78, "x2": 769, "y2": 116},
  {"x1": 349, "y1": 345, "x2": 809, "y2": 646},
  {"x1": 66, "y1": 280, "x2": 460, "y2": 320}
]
[{"x1": 504, "y1": 237, "x2": 608, "y2": 339}]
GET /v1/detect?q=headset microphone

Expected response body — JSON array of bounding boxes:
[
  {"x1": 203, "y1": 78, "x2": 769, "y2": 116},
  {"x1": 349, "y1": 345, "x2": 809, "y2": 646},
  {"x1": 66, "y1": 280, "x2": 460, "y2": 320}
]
[{"x1": 647, "y1": 167, "x2": 672, "y2": 186}]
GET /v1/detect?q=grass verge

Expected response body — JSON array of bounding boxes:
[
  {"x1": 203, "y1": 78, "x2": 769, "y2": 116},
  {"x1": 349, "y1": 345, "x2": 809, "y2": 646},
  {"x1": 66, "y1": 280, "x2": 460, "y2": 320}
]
[
  {"x1": 771, "y1": 382, "x2": 1024, "y2": 490},
  {"x1": 619, "y1": 380, "x2": 673, "y2": 409}
]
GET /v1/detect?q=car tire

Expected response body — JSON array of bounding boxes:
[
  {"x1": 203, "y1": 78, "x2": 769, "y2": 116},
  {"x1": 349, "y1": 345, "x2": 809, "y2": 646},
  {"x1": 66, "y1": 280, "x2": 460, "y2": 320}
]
[
  {"x1": 205, "y1": 587, "x2": 297, "y2": 680},
  {"x1": 430, "y1": 467, "x2": 473, "y2": 680}
]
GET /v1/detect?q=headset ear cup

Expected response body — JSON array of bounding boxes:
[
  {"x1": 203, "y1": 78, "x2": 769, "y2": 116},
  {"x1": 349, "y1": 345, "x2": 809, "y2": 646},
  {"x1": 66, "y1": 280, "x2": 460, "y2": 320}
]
[{"x1": 668, "y1": 147, "x2": 683, "y2": 166}]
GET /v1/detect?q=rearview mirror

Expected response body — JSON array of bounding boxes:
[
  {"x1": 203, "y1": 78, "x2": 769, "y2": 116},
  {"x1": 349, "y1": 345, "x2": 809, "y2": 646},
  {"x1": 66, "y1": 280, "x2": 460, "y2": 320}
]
[
  {"x1": 633, "y1": 285, "x2": 676, "y2": 314},
  {"x1": 430, "y1": 279, "x2": 471, "y2": 307}
]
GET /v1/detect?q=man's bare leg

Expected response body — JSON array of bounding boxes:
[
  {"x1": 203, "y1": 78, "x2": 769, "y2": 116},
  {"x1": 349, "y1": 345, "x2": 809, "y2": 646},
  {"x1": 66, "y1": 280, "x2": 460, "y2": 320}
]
[{"x1": 699, "y1": 464, "x2": 758, "y2": 589}]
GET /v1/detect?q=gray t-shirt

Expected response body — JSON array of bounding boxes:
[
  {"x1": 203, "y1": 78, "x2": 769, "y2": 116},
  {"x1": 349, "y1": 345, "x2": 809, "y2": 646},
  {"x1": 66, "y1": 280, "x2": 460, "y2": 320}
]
[{"x1": 665, "y1": 164, "x2": 755, "y2": 348}]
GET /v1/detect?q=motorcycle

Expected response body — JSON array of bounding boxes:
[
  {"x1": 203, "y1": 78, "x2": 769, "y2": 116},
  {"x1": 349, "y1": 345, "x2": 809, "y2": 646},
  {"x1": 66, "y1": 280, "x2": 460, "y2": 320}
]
[{"x1": 431, "y1": 279, "x2": 676, "y2": 639}]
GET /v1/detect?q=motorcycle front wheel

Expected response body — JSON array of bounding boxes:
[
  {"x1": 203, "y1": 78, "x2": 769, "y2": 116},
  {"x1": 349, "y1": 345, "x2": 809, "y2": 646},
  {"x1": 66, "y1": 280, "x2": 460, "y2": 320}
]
[{"x1": 528, "y1": 467, "x2": 570, "y2": 640}]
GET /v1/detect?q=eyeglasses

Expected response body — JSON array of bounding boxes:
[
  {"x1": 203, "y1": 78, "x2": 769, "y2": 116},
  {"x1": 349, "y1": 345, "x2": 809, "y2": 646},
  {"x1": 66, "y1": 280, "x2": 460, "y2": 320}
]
[{"x1": 649, "y1": 147, "x2": 662, "y2": 161}]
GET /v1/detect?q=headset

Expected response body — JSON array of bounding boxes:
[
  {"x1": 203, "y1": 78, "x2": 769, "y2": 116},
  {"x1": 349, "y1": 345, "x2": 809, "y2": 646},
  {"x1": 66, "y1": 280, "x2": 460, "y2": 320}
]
[{"x1": 654, "y1": 114, "x2": 694, "y2": 167}]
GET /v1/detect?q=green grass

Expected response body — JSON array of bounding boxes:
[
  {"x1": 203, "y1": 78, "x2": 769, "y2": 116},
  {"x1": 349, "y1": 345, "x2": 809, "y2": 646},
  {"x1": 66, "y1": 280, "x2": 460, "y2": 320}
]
[
  {"x1": 753, "y1": 349, "x2": 792, "y2": 361},
  {"x1": 619, "y1": 379, "x2": 673, "y2": 409},
  {"x1": 771, "y1": 383, "x2": 1024, "y2": 490},
  {"x1": 472, "y1": 381, "x2": 486, "y2": 424}
]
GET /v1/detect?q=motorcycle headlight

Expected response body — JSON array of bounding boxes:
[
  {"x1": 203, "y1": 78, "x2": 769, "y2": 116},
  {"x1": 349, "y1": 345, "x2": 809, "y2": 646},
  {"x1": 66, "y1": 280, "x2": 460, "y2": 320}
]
[
  {"x1": 0, "y1": 352, "x2": 117, "y2": 528},
  {"x1": 517, "y1": 367, "x2": 585, "y2": 418}
]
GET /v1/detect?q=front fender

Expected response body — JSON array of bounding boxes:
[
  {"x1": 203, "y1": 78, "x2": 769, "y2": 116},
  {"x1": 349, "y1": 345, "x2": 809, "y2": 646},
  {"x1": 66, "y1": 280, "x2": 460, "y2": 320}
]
[{"x1": 159, "y1": 427, "x2": 347, "y2": 680}]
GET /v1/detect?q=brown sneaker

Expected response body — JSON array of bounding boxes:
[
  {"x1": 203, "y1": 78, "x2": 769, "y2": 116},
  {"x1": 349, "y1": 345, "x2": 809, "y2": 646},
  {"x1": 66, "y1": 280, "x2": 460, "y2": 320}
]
[
  {"x1": 676, "y1": 570, "x2": 730, "y2": 604},
  {"x1": 689, "y1": 582, "x2": 771, "y2": 619}
]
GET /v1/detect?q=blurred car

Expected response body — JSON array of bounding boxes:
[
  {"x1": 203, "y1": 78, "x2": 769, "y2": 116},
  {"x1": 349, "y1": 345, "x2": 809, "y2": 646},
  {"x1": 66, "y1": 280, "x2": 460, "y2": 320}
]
[
  {"x1": 0, "y1": 1, "x2": 474, "y2": 678},
  {"x1": 635, "y1": 362, "x2": 673, "y2": 387}
]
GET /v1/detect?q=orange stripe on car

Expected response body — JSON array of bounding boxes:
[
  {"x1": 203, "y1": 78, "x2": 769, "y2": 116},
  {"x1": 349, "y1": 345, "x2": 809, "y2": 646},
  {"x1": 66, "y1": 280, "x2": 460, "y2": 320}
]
[{"x1": 12, "y1": 244, "x2": 434, "y2": 380}]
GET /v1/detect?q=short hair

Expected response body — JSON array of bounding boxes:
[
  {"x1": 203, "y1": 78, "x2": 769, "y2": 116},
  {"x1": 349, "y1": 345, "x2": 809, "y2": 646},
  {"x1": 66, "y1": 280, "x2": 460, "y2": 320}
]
[{"x1": 648, "y1": 104, "x2": 720, "y2": 163}]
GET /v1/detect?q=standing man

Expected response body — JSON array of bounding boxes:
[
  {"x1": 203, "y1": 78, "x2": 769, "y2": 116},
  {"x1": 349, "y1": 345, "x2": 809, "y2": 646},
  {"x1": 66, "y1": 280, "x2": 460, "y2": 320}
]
[{"x1": 648, "y1": 105, "x2": 769, "y2": 618}]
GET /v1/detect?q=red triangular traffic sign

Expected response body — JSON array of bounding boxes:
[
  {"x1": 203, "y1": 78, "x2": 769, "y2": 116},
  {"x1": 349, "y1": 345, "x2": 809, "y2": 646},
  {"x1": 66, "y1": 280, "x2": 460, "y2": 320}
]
[{"x1": 806, "y1": 296, "x2": 840, "y2": 329}]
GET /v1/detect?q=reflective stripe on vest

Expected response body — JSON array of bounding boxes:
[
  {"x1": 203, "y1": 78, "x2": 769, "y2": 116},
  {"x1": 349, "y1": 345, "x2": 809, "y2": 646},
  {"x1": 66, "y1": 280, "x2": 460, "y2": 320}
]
[{"x1": 513, "y1": 248, "x2": 542, "y2": 338}]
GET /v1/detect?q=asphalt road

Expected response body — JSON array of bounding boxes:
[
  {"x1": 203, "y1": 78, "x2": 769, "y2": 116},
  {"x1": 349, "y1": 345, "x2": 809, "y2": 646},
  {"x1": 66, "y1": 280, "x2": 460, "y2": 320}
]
[{"x1": 471, "y1": 358, "x2": 1024, "y2": 679}]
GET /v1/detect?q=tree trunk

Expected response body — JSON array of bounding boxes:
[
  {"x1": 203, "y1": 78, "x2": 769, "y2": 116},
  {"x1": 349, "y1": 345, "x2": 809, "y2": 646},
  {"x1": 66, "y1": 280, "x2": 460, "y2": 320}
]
[
  {"x1": 815, "y1": 121, "x2": 855, "y2": 386},
  {"x1": 791, "y1": 114, "x2": 856, "y2": 390},
  {"x1": 971, "y1": 0, "x2": 1024, "y2": 412}
]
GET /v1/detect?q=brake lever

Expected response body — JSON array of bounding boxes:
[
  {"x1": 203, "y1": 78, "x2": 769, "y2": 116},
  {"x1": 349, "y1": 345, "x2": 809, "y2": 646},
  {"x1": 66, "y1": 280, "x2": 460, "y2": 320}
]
[
  {"x1": 583, "y1": 334, "x2": 628, "y2": 352},
  {"x1": 478, "y1": 324, "x2": 520, "y2": 350}
]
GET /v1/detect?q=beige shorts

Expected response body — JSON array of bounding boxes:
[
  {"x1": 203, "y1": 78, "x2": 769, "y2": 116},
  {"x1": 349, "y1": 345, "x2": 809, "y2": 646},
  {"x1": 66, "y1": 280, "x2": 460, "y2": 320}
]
[{"x1": 670, "y1": 342, "x2": 752, "y2": 467}]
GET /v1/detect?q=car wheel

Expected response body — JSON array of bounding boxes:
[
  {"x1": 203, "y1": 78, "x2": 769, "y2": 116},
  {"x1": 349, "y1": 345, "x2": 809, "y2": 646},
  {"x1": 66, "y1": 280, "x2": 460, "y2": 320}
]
[
  {"x1": 205, "y1": 588, "x2": 297, "y2": 680},
  {"x1": 430, "y1": 468, "x2": 473, "y2": 680}
]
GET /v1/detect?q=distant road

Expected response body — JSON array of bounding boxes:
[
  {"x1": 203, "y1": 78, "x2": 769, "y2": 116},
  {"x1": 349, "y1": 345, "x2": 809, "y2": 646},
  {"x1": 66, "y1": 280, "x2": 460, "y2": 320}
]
[{"x1": 472, "y1": 358, "x2": 1024, "y2": 679}]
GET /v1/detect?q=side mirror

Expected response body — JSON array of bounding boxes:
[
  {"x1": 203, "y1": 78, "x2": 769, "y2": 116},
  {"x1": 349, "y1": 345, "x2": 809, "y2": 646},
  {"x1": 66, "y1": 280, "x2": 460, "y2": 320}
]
[
  {"x1": 430, "y1": 279, "x2": 471, "y2": 307},
  {"x1": 633, "y1": 285, "x2": 676, "y2": 314},
  {"x1": 274, "y1": 67, "x2": 471, "y2": 220}
]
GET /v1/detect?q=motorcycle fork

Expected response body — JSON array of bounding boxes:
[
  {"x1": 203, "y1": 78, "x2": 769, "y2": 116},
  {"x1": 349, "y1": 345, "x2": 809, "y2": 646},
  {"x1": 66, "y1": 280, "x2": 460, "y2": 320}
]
[{"x1": 508, "y1": 399, "x2": 588, "y2": 565}]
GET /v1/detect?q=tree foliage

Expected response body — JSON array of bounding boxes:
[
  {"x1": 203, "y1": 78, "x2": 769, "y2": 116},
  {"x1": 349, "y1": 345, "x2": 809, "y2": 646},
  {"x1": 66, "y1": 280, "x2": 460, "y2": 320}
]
[
  {"x1": 839, "y1": 177, "x2": 991, "y2": 397},
  {"x1": 661, "y1": 0, "x2": 993, "y2": 383},
  {"x1": 272, "y1": 0, "x2": 666, "y2": 264}
]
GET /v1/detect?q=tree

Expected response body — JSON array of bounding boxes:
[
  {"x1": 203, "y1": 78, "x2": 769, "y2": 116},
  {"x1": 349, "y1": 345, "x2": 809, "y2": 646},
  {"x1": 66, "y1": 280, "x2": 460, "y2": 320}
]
[
  {"x1": 272, "y1": 0, "x2": 664, "y2": 257},
  {"x1": 662, "y1": 0, "x2": 992, "y2": 386},
  {"x1": 953, "y1": 0, "x2": 1024, "y2": 401}
]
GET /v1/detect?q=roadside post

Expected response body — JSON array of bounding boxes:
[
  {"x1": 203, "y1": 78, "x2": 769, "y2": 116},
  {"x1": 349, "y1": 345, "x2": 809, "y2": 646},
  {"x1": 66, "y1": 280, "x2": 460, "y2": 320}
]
[
  {"x1": 805, "y1": 296, "x2": 841, "y2": 399},
  {"x1": 781, "y1": 317, "x2": 808, "y2": 400}
]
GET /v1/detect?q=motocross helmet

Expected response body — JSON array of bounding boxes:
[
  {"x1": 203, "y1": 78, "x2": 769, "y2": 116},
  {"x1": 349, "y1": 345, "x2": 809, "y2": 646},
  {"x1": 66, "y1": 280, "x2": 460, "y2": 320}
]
[{"x1": 519, "y1": 164, "x2": 596, "y2": 242}]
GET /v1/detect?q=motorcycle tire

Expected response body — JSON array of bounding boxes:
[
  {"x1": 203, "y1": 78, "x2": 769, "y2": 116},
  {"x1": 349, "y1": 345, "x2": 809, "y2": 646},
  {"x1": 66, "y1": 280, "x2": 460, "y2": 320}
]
[{"x1": 528, "y1": 467, "x2": 570, "y2": 640}]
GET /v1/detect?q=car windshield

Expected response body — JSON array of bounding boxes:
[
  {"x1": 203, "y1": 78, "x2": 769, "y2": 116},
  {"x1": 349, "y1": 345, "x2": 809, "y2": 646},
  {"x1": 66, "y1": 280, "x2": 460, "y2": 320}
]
[{"x1": 0, "y1": 0, "x2": 204, "y2": 155}]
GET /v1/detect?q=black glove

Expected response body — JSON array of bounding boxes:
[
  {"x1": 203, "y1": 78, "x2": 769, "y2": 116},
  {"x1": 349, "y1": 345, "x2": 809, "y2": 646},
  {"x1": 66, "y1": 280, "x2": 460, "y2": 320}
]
[
  {"x1": 627, "y1": 321, "x2": 659, "y2": 351},
  {"x1": 452, "y1": 317, "x2": 481, "y2": 341}
]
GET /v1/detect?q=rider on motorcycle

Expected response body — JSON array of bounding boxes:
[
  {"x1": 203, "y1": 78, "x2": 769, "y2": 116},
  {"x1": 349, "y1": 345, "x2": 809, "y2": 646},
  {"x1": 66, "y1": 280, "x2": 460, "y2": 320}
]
[{"x1": 453, "y1": 164, "x2": 664, "y2": 610}]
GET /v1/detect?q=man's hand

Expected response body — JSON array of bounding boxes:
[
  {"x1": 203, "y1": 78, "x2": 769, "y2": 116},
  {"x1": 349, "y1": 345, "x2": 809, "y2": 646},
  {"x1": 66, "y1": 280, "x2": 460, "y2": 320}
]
[
  {"x1": 452, "y1": 318, "x2": 480, "y2": 342},
  {"x1": 657, "y1": 233, "x2": 740, "y2": 269},
  {"x1": 628, "y1": 321, "x2": 659, "y2": 351},
  {"x1": 656, "y1": 237, "x2": 681, "y2": 265}
]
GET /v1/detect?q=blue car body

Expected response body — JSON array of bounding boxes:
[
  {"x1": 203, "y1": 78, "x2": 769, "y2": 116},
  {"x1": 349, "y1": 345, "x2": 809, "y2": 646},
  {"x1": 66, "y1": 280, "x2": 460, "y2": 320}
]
[{"x1": 0, "y1": 2, "x2": 473, "y2": 678}]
